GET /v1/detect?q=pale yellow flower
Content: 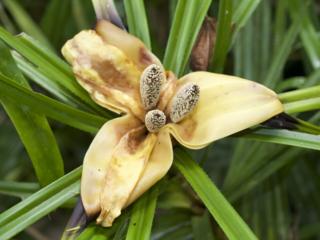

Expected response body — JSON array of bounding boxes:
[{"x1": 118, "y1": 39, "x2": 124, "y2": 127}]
[{"x1": 62, "y1": 20, "x2": 283, "y2": 227}]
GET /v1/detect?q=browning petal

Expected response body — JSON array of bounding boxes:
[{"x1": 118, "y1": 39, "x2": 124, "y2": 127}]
[
  {"x1": 164, "y1": 72, "x2": 284, "y2": 149},
  {"x1": 80, "y1": 115, "x2": 141, "y2": 217},
  {"x1": 96, "y1": 20, "x2": 162, "y2": 71},
  {"x1": 62, "y1": 30, "x2": 144, "y2": 118},
  {"x1": 125, "y1": 129, "x2": 173, "y2": 206},
  {"x1": 97, "y1": 127, "x2": 157, "y2": 226}
]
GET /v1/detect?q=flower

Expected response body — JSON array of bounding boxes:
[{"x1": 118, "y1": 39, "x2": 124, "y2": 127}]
[{"x1": 62, "y1": 20, "x2": 283, "y2": 227}]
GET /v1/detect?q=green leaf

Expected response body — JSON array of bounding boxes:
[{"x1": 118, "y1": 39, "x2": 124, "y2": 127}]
[
  {"x1": 191, "y1": 211, "x2": 215, "y2": 240},
  {"x1": 71, "y1": 0, "x2": 92, "y2": 30},
  {"x1": 0, "y1": 181, "x2": 39, "y2": 199},
  {"x1": 163, "y1": 0, "x2": 212, "y2": 76},
  {"x1": 2, "y1": 0, "x2": 53, "y2": 51},
  {"x1": 232, "y1": 0, "x2": 261, "y2": 35},
  {"x1": 277, "y1": 77, "x2": 306, "y2": 92},
  {"x1": 126, "y1": 184, "x2": 159, "y2": 240},
  {"x1": 0, "y1": 3, "x2": 16, "y2": 33},
  {"x1": 76, "y1": 212, "x2": 130, "y2": 240},
  {"x1": 13, "y1": 53, "x2": 77, "y2": 106},
  {"x1": 0, "y1": 73, "x2": 106, "y2": 133},
  {"x1": 0, "y1": 167, "x2": 81, "y2": 236},
  {"x1": 279, "y1": 85, "x2": 320, "y2": 102},
  {"x1": 0, "y1": 181, "x2": 80, "y2": 240},
  {"x1": 209, "y1": 0, "x2": 233, "y2": 72},
  {"x1": 174, "y1": 148, "x2": 258, "y2": 240},
  {"x1": 284, "y1": 97, "x2": 320, "y2": 114},
  {"x1": 124, "y1": 0, "x2": 151, "y2": 48},
  {"x1": 0, "y1": 27, "x2": 108, "y2": 116},
  {"x1": 0, "y1": 40, "x2": 64, "y2": 186},
  {"x1": 241, "y1": 128, "x2": 320, "y2": 151},
  {"x1": 225, "y1": 148, "x2": 301, "y2": 202},
  {"x1": 41, "y1": 0, "x2": 72, "y2": 48},
  {"x1": 264, "y1": 19, "x2": 300, "y2": 88},
  {"x1": 288, "y1": 0, "x2": 320, "y2": 69}
]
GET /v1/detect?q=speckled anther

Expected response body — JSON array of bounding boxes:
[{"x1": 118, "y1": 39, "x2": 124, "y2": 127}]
[
  {"x1": 169, "y1": 83, "x2": 200, "y2": 123},
  {"x1": 145, "y1": 109, "x2": 166, "y2": 132},
  {"x1": 140, "y1": 64, "x2": 165, "y2": 110}
]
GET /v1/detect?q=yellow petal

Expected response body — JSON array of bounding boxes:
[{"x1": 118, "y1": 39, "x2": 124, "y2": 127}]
[
  {"x1": 62, "y1": 30, "x2": 144, "y2": 119},
  {"x1": 81, "y1": 115, "x2": 141, "y2": 217},
  {"x1": 96, "y1": 20, "x2": 162, "y2": 71},
  {"x1": 165, "y1": 72, "x2": 284, "y2": 149},
  {"x1": 125, "y1": 129, "x2": 173, "y2": 206},
  {"x1": 97, "y1": 127, "x2": 157, "y2": 227}
]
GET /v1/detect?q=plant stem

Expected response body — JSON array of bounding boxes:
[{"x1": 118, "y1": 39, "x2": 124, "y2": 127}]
[
  {"x1": 279, "y1": 85, "x2": 320, "y2": 102},
  {"x1": 283, "y1": 97, "x2": 320, "y2": 114}
]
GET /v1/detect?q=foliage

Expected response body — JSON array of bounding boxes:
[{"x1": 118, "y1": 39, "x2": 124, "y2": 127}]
[{"x1": 0, "y1": 0, "x2": 320, "y2": 239}]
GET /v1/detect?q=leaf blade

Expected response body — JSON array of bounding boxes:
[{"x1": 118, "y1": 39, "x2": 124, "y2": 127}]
[
  {"x1": 125, "y1": 185, "x2": 159, "y2": 240},
  {"x1": 174, "y1": 148, "x2": 258, "y2": 240},
  {"x1": 0, "y1": 40, "x2": 64, "y2": 186}
]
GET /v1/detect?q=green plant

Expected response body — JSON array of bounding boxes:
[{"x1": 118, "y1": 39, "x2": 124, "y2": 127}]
[{"x1": 0, "y1": 0, "x2": 319, "y2": 239}]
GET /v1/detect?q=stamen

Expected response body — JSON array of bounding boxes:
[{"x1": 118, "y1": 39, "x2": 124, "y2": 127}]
[
  {"x1": 140, "y1": 64, "x2": 164, "y2": 110},
  {"x1": 145, "y1": 109, "x2": 166, "y2": 132},
  {"x1": 169, "y1": 83, "x2": 200, "y2": 123}
]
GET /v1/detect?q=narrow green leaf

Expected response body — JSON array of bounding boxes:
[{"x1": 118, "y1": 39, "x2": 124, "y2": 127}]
[
  {"x1": 284, "y1": 97, "x2": 320, "y2": 114},
  {"x1": 209, "y1": 0, "x2": 233, "y2": 72},
  {"x1": 174, "y1": 148, "x2": 258, "y2": 240},
  {"x1": 76, "y1": 212, "x2": 130, "y2": 240},
  {"x1": 13, "y1": 53, "x2": 76, "y2": 106},
  {"x1": 124, "y1": 0, "x2": 151, "y2": 48},
  {"x1": 256, "y1": 0, "x2": 272, "y2": 80},
  {"x1": 0, "y1": 181, "x2": 39, "y2": 199},
  {"x1": 226, "y1": 148, "x2": 300, "y2": 202},
  {"x1": 126, "y1": 185, "x2": 159, "y2": 240},
  {"x1": 288, "y1": 0, "x2": 320, "y2": 69},
  {"x1": 277, "y1": 77, "x2": 306, "y2": 92},
  {"x1": 0, "y1": 3, "x2": 16, "y2": 33},
  {"x1": 191, "y1": 211, "x2": 215, "y2": 240},
  {"x1": 0, "y1": 181, "x2": 80, "y2": 240},
  {"x1": 273, "y1": 0, "x2": 287, "y2": 51},
  {"x1": 0, "y1": 73, "x2": 106, "y2": 133},
  {"x1": 232, "y1": 0, "x2": 261, "y2": 35},
  {"x1": 72, "y1": 0, "x2": 91, "y2": 30},
  {"x1": 0, "y1": 28, "x2": 108, "y2": 116},
  {"x1": 41, "y1": 0, "x2": 72, "y2": 48},
  {"x1": 264, "y1": 20, "x2": 300, "y2": 88},
  {"x1": 241, "y1": 128, "x2": 320, "y2": 151},
  {"x1": 2, "y1": 0, "x2": 53, "y2": 51},
  {"x1": 0, "y1": 40, "x2": 64, "y2": 186},
  {"x1": 163, "y1": 0, "x2": 212, "y2": 76},
  {"x1": 0, "y1": 167, "x2": 81, "y2": 227},
  {"x1": 303, "y1": 68, "x2": 320, "y2": 87},
  {"x1": 279, "y1": 85, "x2": 320, "y2": 102}
]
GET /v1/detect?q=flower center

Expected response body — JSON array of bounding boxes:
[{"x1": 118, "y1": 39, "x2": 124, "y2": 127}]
[
  {"x1": 169, "y1": 83, "x2": 200, "y2": 123},
  {"x1": 140, "y1": 64, "x2": 200, "y2": 132},
  {"x1": 140, "y1": 64, "x2": 164, "y2": 110},
  {"x1": 145, "y1": 109, "x2": 166, "y2": 132}
]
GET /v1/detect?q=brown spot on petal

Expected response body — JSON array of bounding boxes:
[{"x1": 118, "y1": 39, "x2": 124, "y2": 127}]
[
  {"x1": 126, "y1": 127, "x2": 148, "y2": 154},
  {"x1": 177, "y1": 117, "x2": 197, "y2": 141},
  {"x1": 92, "y1": 59, "x2": 136, "y2": 93},
  {"x1": 62, "y1": 30, "x2": 145, "y2": 119}
]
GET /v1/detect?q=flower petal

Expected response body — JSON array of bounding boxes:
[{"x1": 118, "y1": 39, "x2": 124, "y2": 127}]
[
  {"x1": 62, "y1": 30, "x2": 144, "y2": 118},
  {"x1": 125, "y1": 129, "x2": 173, "y2": 206},
  {"x1": 96, "y1": 20, "x2": 162, "y2": 71},
  {"x1": 81, "y1": 115, "x2": 141, "y2": 217},
  {"x1": 97, "y1": 127, "x2": 157, "y2": 227},
  {"x1": 165, "y1": 72, "x2": 284, "y2": 149}
]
